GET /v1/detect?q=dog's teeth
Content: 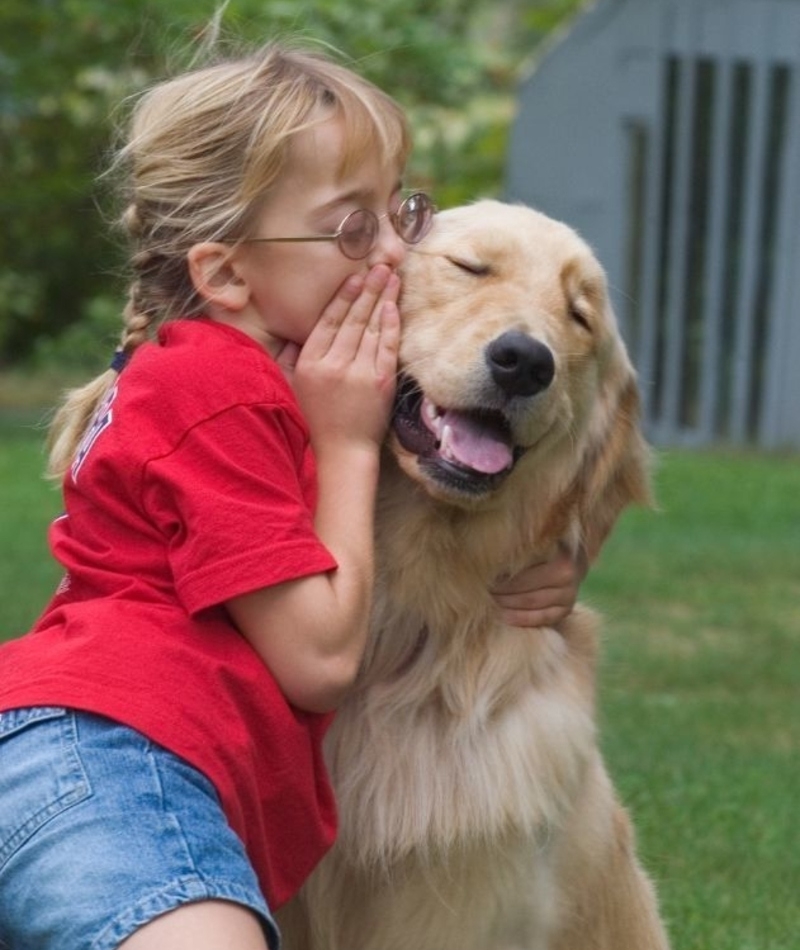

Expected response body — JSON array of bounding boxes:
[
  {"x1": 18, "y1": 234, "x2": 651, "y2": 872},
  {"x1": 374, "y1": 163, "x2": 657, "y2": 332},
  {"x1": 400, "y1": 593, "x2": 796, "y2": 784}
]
[
  {"x1": 440, "y1": 424, "x2": 454, "y2": 459},
  {"x1": 423, "y1": 400, "x2": 440, "y2": 424},
  {"x1": 422, "y1": 398, "x2": 444, "y2": 437}
]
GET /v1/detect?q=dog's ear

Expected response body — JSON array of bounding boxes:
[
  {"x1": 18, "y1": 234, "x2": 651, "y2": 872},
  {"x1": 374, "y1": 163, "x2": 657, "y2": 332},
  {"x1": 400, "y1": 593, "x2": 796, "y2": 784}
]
[{"x1": 576, "y1": 370, "x2": 653, "y2": 560}]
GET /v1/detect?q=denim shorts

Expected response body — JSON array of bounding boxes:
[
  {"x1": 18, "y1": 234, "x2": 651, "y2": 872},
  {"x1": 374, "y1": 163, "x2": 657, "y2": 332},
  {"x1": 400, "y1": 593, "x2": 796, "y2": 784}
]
[{"x1": 0, "y1": 707, "x2": 279, "y2": 950}]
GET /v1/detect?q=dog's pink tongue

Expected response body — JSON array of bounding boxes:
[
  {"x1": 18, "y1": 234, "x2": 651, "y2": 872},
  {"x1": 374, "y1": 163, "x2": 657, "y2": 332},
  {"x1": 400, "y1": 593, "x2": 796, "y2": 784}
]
[{"x1": 440, "y1": 410, "x2": 513, "y2": 474}]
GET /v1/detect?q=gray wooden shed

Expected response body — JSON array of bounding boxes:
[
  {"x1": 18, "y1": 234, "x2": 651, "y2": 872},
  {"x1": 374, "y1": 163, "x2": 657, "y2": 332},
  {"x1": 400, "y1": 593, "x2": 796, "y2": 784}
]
[{"x1": 506, "y1": 0, "x2": 800, "y2": 449}]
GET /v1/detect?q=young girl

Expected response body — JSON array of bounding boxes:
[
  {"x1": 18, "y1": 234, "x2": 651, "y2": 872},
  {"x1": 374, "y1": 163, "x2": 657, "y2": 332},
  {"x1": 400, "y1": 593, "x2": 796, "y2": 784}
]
[{"x1": 0, "y1": 41, "x2": 584, "y2": 950}]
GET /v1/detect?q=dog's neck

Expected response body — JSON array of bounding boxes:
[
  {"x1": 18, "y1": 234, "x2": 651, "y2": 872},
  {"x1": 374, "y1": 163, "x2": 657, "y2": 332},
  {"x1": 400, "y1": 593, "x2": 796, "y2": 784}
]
[
  {"x1": 375, "y1": 450, "x2": 581, "y2": 599},
  {"x1": 355, "y1": 452, "x2": 584, "y2": 697}
]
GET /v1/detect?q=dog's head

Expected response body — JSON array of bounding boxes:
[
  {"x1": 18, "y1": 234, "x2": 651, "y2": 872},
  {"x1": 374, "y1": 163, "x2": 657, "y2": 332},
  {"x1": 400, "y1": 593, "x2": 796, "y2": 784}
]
[{"x1": 391, "y1": 200, "x2": 651, "y2": 554}]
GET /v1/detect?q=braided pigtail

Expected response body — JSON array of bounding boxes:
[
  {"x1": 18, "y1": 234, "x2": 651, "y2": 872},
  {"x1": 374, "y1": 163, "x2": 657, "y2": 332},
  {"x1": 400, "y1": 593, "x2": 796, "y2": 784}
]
[{"x1": 46, "y1": 207, "x2": 161, "y2": 482}]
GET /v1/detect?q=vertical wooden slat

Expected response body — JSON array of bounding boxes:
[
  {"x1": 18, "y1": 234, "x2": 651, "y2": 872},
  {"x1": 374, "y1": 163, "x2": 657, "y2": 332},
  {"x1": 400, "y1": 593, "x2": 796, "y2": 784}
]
[
  {"x1": 660, "y1": 53, "x2": 696, "y2": 437},
  {"x1": 634, "y1": 59, "x2": 670, "y2": 435},
  {"x1": 698, "y1": 57, "x2": 735, "y2": 441},
  {"x1": 621, "y1": 119, "x2": 649, "y2": 360},
  {"x1": 761, "y1": 60, "x2": 800, "y2": 447},
  {"x1": 729, "y1": 60, "x2": 770, "y2": 442}
]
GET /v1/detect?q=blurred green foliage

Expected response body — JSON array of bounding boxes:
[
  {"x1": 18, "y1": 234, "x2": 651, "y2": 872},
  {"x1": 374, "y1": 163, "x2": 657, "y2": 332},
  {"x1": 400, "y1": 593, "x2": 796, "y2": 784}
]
[{"x1": 0, "y1": 0, "x2": 584, "y2": 366}]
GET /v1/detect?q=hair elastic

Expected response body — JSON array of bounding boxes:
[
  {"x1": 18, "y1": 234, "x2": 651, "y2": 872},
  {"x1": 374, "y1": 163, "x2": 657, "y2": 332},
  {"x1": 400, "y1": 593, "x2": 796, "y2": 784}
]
[{"x1": 110, "y1": 349, "x2": 129, "y2": 373}]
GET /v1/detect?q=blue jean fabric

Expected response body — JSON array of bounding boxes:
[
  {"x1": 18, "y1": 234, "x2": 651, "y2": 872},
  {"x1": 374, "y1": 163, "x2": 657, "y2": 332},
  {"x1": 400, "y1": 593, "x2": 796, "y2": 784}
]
[{"x1": 0, "y1": 707, "x2": 278, "y2": 950}]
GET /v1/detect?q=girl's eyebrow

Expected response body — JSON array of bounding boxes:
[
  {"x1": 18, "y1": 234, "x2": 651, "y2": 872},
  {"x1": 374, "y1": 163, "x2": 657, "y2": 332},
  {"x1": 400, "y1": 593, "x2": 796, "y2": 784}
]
[{"x1": 315, "y1": 180, "x2": 404, "y2": 217}]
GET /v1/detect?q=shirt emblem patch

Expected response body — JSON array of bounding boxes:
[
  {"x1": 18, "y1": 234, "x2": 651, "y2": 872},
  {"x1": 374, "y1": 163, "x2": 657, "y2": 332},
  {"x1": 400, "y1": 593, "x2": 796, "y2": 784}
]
[{"x1": 71, "y1": 384, "x2": 119, "y2": 482}]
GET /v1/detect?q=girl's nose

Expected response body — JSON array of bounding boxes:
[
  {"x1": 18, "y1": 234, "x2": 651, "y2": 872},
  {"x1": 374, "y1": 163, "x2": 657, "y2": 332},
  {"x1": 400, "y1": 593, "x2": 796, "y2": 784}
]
[{"x1": 368, "y1": 217, "x2": 406, "y2": 269}]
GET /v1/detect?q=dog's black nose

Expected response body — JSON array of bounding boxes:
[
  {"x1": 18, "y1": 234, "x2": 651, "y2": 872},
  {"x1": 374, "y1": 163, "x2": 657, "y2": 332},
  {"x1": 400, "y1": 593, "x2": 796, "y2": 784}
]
[{"x1": 485, "y1": 331, "x2": 555, "y2": 397}]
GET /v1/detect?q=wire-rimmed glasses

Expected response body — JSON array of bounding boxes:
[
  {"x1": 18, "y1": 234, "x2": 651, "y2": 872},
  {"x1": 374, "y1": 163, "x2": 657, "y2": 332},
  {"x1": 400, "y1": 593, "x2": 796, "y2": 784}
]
[{"x1": 243, "y1": 192, "x2": 435, "y2": 260}]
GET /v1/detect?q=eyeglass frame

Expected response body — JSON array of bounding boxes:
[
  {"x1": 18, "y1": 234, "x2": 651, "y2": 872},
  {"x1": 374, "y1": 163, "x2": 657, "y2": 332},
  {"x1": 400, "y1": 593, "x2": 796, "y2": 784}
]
[{"x1": 237, "y1": 191, "x2": 435, "y2": 261}]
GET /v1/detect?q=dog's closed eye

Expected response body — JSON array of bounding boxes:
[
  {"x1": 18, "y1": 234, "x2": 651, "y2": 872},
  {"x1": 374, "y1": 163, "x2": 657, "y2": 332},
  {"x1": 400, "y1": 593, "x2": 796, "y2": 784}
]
[
  {"x1": 447, "y1": 256, "x2": 492, "y2": 277},
  {"x1": 569, "y1": 302, "x2": 593, "y2": 333}
]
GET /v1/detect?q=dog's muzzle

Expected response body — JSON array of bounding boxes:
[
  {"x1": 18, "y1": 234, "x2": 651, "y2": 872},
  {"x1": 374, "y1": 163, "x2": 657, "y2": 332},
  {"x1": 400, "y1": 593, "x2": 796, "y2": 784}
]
[
  {"x1": 391, "y1": 376, "x2": 525, "y2": 497},
  {"x1": 390, "y1": 332, "x2": 555, "y2": 497}
]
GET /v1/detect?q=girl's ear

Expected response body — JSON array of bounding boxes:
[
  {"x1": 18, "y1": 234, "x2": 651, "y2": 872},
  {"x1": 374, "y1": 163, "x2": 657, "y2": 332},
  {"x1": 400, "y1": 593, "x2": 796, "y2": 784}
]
[{"x1": 187, "y1": 243, "x2": 249, "y2": 312}]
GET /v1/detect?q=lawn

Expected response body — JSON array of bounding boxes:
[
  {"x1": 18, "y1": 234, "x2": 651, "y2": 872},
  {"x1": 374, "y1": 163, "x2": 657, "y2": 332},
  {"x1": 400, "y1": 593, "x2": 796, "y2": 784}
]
[
  {"x1": 0, "y1": 413, "x2": 64, "y2": 634},
  {"x1": 586, "y1": 448, "x2": 800, "y2": 950},
  {"x1": 1, "y1": 416, "x2": 798, "y2": 949}
]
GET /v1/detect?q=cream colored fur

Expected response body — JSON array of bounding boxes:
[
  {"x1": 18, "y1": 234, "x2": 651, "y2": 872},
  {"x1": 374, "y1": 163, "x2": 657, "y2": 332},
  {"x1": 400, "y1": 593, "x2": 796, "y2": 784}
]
[{"x1": 278, "y1": 201, "x2": 670, "y2": 950}]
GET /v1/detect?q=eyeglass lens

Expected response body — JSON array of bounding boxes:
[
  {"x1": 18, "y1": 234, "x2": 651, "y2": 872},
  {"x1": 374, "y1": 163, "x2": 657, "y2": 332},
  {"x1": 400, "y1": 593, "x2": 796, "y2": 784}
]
[
  {"x1": 396, "y1": 193, "x2": 433, "y2": 244},
  {"x1": 338, "y1": 211, "x2": 378, "y2": 260},
  {"x1": 337, "y1": 193, "x2": 434, "y2": 260}
]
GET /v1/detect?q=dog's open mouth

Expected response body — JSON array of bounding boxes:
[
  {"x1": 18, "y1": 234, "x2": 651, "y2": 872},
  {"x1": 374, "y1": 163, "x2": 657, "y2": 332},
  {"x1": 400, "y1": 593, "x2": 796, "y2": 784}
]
[{"x1": 392, "y1": 375, "x2": 521, "y2": 494}]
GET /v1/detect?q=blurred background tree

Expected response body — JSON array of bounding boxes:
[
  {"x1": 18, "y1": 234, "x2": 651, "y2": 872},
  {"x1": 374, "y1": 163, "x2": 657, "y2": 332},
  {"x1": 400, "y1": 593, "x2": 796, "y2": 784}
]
[{"x1": 0, "y1": 0, "x2": 584, "y2": 374}]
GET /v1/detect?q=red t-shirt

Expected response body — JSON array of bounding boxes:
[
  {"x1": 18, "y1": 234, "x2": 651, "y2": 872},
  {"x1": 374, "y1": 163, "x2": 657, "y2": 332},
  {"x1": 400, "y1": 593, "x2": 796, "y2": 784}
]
[{"x1": 0, "y1": 318, "x2": 339, "y2": 908}]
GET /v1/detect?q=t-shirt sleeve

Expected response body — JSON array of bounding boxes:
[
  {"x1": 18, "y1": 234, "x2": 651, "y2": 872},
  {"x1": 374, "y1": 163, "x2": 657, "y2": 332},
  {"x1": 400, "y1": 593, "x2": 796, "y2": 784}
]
[{"x1": 141, "y1": 401, "x2": 337, "y2": 614}]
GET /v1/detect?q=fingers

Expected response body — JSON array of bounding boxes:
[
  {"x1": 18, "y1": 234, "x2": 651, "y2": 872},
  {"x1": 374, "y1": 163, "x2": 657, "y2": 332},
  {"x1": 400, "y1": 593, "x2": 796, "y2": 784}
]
[
  {"x1": 491, "y1": 542, "x2": 587, "y2": 629},
  {"x1": 374, "y1": 298, "x2": 400, "y2": 380},
  {"x1": 491, "y1": 542, "x2": 583, "y2": 596},
  {"x1": 493, "y1": 565, "x2": 577, "y2": 629},
  {"x1": 298, "y1": 274, "x2": 365, "y2": 361},
  {"x1": 337, "y1": 267, "x2": 400, "y2": 367},
  {"x1": 497, "y1": 603, "x2": 574, "y2": 629},
  {"x1": 492, "y1": 585, "x2": 574, "y2": 613},
  {"x1": 289, "y1": 265, "x2": 401, "y2": 452},
  {"x1": 302, "y1": 266, "x2": 399, "y2": 364}
]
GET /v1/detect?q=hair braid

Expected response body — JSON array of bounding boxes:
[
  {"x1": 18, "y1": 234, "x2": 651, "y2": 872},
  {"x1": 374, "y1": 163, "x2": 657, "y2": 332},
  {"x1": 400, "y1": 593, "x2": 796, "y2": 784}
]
[{"x1": 115, "y1": 244, "x2": 168, "y2": 359}]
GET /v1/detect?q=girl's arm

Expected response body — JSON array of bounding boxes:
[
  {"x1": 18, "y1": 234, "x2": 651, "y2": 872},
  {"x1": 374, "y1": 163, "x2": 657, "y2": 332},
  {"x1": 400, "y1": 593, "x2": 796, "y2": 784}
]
[{"x1": 226, "y1": 266, "x2": 399, "y2": 714}]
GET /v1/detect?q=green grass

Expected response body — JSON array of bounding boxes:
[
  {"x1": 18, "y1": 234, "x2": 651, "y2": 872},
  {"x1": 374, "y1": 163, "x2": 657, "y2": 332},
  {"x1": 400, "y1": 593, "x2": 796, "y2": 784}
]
[
  {"x1": 0, "y1": 414, "x2": 64, "y2": 633},
  {"x1": 1, "y1": 420, "x2": 798, "y2": 948},
  {"x1": 584, "y1": 449, "x2": 800, "y2": 950}
]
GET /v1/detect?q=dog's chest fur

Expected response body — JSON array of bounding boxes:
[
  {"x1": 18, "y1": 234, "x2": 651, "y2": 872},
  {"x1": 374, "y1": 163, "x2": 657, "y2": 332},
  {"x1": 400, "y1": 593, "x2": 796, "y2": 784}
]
[{"x1": 324, "y1": 457, "x2": 599, "y2": 868}]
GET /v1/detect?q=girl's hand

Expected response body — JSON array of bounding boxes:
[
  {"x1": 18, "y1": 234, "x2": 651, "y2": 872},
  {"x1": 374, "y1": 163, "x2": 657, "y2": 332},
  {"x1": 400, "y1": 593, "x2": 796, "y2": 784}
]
[
  {"x1": 491, "y1": 542, "x2": 589, "y2": 628},
  {"x1": 291, "y1": 265, "x2": 400, "y2": 456}
]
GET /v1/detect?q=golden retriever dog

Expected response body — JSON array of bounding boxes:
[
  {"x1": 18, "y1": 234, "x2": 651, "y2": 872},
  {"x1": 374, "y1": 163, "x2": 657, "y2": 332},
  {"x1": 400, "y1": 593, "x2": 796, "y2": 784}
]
[{"x1": 278, "y1": 201, "x2": 670, "y2": 950}]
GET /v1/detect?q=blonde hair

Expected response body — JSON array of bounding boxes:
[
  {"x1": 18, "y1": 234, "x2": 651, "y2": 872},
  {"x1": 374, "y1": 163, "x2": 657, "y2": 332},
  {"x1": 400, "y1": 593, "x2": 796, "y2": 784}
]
[{"x1": 47, "y1": 39, "x2": 411, "y2": 479}]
